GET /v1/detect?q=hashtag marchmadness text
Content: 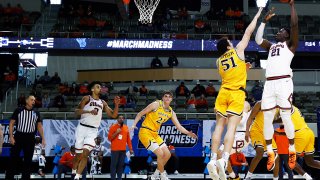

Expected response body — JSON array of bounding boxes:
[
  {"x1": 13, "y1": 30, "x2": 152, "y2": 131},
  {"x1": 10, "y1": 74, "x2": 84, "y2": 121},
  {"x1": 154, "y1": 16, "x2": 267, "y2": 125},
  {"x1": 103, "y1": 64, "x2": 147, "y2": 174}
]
[{"x1": 106, "y1": 40, "x2": 173, "y2": 49}]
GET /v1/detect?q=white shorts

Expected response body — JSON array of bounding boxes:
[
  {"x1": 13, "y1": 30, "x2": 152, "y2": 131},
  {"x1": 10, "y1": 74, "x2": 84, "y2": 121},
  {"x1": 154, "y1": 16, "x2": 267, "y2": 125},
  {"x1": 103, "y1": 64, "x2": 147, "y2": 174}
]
[
  {"x1": 219, "y1": 132, "x2": 248, "y2": 154},
  {"x1": 75, "y1": 124, "x2": 98, "y2": 153},
  {"x1": 261, "y1": 78, "x2": 293, "y2": 110}
]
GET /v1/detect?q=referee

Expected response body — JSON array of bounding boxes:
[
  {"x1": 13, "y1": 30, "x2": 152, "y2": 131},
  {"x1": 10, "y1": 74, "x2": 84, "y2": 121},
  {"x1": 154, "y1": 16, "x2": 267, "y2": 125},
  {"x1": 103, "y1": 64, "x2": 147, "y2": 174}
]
[{"x1": 5, "y1": 95, "x2": 46, "y2": 180}]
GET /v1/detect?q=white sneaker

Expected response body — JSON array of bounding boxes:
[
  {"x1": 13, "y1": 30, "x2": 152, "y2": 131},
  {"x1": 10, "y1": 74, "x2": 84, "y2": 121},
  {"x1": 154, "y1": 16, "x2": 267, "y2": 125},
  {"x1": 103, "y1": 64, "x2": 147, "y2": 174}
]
[
  {"x1": 216, "y1": 159, "x2": 227, "y2": 180},
  {"x1": 150, "y1": 173, "x2": 160, "y2": 180},
  {"x1": 174, "y1": 170, "x2": 179, "y2": 175},
  {"x1": 160, "y1": 171, "x2": 170, "y2": 180},
  {"x1": 207, "y1": 160, "x2": 219, "y2": 180}
]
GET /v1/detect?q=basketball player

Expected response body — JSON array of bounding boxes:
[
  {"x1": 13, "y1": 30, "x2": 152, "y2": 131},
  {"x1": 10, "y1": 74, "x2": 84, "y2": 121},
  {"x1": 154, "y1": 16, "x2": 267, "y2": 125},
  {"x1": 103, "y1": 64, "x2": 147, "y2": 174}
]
[
  {"x1": 206, "y1": 7, "x2": 263, "y2": 180},
  {"x1": 131, "y1": 91, "x2": 197, "y2": 180},
  {"x1": 255, "y1": 0, "x2": 299, "y2": 171},
  {"x1": 72, "y1": 81, "x2": 120, "y2": 180},
  {"x1": 90, "y1": 136, "x2": 104, "y2": 175},
  {"x1": 244, "y1": 101, "x2": 279, "y2": 180},
  {"x1": 32, "y1": 136, "x2": 46, "y2": 177},
  {"x1": 275, "y1": 106, "x2": 317, "y2": 180},
  {"x1": 218, "y1": 100, "x2": 251, "y2": 180}
]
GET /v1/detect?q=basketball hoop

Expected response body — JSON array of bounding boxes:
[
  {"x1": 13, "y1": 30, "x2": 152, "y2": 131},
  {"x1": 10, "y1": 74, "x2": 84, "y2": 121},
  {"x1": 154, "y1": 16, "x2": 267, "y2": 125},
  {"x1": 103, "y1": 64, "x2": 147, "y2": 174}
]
[{"x1": 134, "y1": 0, "x2": 160, "y2": 24}]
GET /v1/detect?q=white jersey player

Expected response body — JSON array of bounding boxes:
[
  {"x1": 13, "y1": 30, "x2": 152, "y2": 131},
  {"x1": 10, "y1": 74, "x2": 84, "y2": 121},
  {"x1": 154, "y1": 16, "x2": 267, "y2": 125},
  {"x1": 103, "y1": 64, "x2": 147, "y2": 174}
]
[
  {"x1": 72, "y1": 81, "x2": 120, "y2": 180},
  {"x1": 255, "y1": 1, "x2": 299, "y2": 171},
  {"x1": 90, "y1": 136, "x2": 105, "y2": 175},
  {"x1": 32, "y1": 136, "x2": 46, "y2": 176}
]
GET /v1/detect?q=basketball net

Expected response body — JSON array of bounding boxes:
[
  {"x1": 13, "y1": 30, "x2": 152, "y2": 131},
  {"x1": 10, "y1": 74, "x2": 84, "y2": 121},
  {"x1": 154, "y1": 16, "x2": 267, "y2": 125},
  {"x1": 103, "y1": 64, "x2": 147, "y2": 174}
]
[{"x1": 134, "y1": 0, "x2": 160, "y2": 24}]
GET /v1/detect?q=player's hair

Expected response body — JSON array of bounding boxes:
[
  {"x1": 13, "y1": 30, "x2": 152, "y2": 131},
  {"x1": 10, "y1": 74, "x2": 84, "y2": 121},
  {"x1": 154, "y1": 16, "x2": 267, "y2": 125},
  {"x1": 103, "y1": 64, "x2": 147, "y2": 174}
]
[
  {"x1": 283, "y1": 27, "x2": 291, "y2": 39},
  {"x1": 162, "y1": 90, "x2": 173, "y2": 97},
  {"x1": 87, "y1": 81, "x2": 101, "y2": 92},
  {"x1": 217, "y1": 37, "x2": 230, "y2": 56}
]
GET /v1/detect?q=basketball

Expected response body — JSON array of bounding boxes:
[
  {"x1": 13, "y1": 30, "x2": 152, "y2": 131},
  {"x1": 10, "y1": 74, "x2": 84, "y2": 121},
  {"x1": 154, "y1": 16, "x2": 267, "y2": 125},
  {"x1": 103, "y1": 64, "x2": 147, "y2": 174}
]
[{"x1": 279, "y1": 0, "x2": 290, "y2": 3}]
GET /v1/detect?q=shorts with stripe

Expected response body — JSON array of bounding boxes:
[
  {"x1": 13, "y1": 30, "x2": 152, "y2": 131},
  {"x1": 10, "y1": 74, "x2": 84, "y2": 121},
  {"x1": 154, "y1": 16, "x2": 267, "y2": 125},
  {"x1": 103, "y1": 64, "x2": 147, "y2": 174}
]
[
  {"x1": 250, "y1": 129, "x2": 277, "y2": 151},
  {"x1": 75, "y1": 123, "x2": 98, "y2": 153},
  {"x1": 138, "y1": 127, "x2": 164, "y2": 152},
  {"x1": 295, "y1": 128, "x2": 315, "y2": 156},
  {"x1": 215, "y1": 88, "x2": 245, "y2": 117}
]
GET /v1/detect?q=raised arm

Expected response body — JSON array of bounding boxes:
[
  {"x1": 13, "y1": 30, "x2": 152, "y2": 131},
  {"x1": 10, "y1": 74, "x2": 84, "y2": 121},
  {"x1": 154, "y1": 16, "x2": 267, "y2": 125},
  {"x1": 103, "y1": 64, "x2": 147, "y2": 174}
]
[
  {"x1": 255, "y1": 8, "x2": 275, "y2": 51},
  {"x1": 236, "y1": 7, "x2": 263, "y2": 57},
  {"x1": 103, "y1": 96, "x2": 120, "y2": 119},
  {"x1": 288, "y1": 0, "x2": 299, "y2": 53}
]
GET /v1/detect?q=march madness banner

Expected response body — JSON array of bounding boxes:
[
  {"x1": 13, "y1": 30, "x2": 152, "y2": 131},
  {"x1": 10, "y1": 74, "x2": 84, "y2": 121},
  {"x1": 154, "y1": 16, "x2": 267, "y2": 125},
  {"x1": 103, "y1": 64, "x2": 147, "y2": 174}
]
[
  {"x1": 0, "y1": 120, "x2": 12, "y2": 156},
  {"x1": 131, "y1": 119, "x2": 203, "y2": 157},
  {"x1": 42, "y1": 119, "x2": 134, "y2": 156}
]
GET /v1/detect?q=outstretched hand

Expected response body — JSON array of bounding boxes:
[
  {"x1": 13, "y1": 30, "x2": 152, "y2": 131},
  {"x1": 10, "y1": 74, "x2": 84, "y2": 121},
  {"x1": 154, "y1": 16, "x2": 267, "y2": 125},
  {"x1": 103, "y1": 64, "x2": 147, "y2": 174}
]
[
  {"x1": 113, "y1": 96, "x2": 120, "y2": 105},
  {"x1": 263, "y1": 7, "x2": 275, "y2": 23},
  {"x1": 187, "y1": 131, "x2": 198, "y2": 139}
]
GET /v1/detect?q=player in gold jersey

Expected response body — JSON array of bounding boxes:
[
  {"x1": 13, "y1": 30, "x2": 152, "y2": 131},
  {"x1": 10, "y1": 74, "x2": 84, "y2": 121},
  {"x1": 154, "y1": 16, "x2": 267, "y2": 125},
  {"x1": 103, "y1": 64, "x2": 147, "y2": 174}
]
[
  {"x1": 244, "y1": 101, "x2": 279, "y2": 180},
  {"x1": 275, "y1": 106, "x2": 319, "y2": 180},
  {"x1": 131, "y1": 91, "x2": 197, "y2": 180},
  {"x1": 207, "y1": 7, "x2": 263, "y2": 180}
]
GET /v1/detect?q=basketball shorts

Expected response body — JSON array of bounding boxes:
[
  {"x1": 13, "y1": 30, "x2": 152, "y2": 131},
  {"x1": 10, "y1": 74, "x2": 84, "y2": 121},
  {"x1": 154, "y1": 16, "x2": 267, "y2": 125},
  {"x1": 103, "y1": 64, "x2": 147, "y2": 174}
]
[
  {"x1": 261, "y1": 78, "x2": 293, "y2": 110},
  {"x1": 215, "y1": 88, "x2": 245, "y2": 117},
  {"x1": 295, "y1": 128, "x2": 315, "y2": 156},
  {"x1": 139, "y1": 127, "x2": 165, "y2": 152},
  {"x1": 250, "y1": 128, "x2": 277, "y2": 151},
  {"x1": 75, "y1": 124, "x2": 98, "y2": 153}
]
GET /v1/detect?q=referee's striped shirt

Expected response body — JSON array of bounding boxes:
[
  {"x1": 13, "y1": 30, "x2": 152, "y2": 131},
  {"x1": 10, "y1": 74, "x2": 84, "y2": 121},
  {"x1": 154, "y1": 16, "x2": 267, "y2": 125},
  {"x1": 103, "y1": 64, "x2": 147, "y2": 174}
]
[{"x1": 11, "y1": 107, "x2": 41, "y2": 133}]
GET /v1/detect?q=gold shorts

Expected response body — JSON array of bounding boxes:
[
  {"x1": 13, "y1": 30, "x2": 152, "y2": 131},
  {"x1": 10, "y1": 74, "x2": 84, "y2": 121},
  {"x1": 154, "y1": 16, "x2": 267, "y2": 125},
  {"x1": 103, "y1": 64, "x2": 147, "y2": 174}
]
[
  {"x1": 295, "y1": 128, "x2": 315, "y2": 156},
  {"x1": 138, "y1": 127, "x2": 164, "y2": 151},
  {"x1": 215, "y1": 88, "x2": 245, "y2": 117},
  {"x1": 250, "y1": 128, "x2": 277, "y2": 151}
]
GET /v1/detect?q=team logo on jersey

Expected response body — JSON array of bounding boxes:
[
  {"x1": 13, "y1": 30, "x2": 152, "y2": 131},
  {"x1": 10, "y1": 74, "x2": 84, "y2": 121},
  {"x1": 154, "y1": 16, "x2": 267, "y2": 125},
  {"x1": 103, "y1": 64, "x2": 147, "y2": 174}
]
[{"x1": 89, "y1": 101, "x2": 103, "y2": 109}]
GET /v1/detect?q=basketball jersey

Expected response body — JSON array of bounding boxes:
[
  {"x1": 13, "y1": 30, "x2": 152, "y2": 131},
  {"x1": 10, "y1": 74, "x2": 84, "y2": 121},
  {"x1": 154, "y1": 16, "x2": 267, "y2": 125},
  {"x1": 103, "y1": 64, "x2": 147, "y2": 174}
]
[
  {"x1": 141, "y1": 100, "x2": 173, "y2": 132},
  {"x1": 34, "y1": 143, "x2": 43, "y2": 155},
  {"x1": 251, "y1": 111, "x2": 264, "y2": 131},
  {"x1": 236, "y1": 111, "x2": 251, "y2": 132},
  {"x1": 291, "y1": 106, "x2": 308, "y2": 131},
  {"x1": 80, "y1": 96, "x2": 104, "y2": 128},
  {"x1": 216, "y1": 48, "x2": 247, "y2": 90},
  {"x1": 266, "y1": 42, "x2": 294, "y2": 78},
  {"x1": 90, "y1": 144, "x2": 105, "y2": 157}
]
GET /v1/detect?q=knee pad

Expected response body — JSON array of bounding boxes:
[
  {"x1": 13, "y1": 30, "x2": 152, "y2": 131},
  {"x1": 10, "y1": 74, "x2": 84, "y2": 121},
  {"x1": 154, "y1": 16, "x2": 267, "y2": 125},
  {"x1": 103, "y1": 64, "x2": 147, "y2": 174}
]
[
  {"x1": 263, "y1": 110, "x2": 276, "y2": 140},
  {"x1": 280, "y1": 110, "x2": 295, "y2": 139}
]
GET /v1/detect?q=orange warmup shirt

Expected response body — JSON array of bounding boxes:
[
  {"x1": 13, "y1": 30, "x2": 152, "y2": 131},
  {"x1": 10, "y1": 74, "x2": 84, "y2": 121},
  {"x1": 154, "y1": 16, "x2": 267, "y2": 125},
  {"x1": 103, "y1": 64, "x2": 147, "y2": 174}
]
[
  {"x1": 108, "y1": 123, "x2": 133, "y2": 151},
  {"x1": 59, "y1": 152, "x2": 75, "y2": 168},
  {"x1": 230, "y1": 152, "x2": 246, "y2": 166},
  {"x1": 274, "y1": 127, "x2": 289, "y2": 155}
]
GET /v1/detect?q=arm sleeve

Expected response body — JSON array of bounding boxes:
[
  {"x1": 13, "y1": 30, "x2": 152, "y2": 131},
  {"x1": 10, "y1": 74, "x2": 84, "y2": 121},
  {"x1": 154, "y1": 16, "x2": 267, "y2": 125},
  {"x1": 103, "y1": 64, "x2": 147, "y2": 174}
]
[{"x1": 255, "y1": 23, "x2": 266, "y2": 45}]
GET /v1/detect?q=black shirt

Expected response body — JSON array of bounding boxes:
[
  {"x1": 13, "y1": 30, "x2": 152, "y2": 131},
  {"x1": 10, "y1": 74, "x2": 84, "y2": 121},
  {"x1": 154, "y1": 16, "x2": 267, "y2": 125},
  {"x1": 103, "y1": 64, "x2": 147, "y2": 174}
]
[{"x1": 11, "y1": 107, "x2": 41, "y2": 133}]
